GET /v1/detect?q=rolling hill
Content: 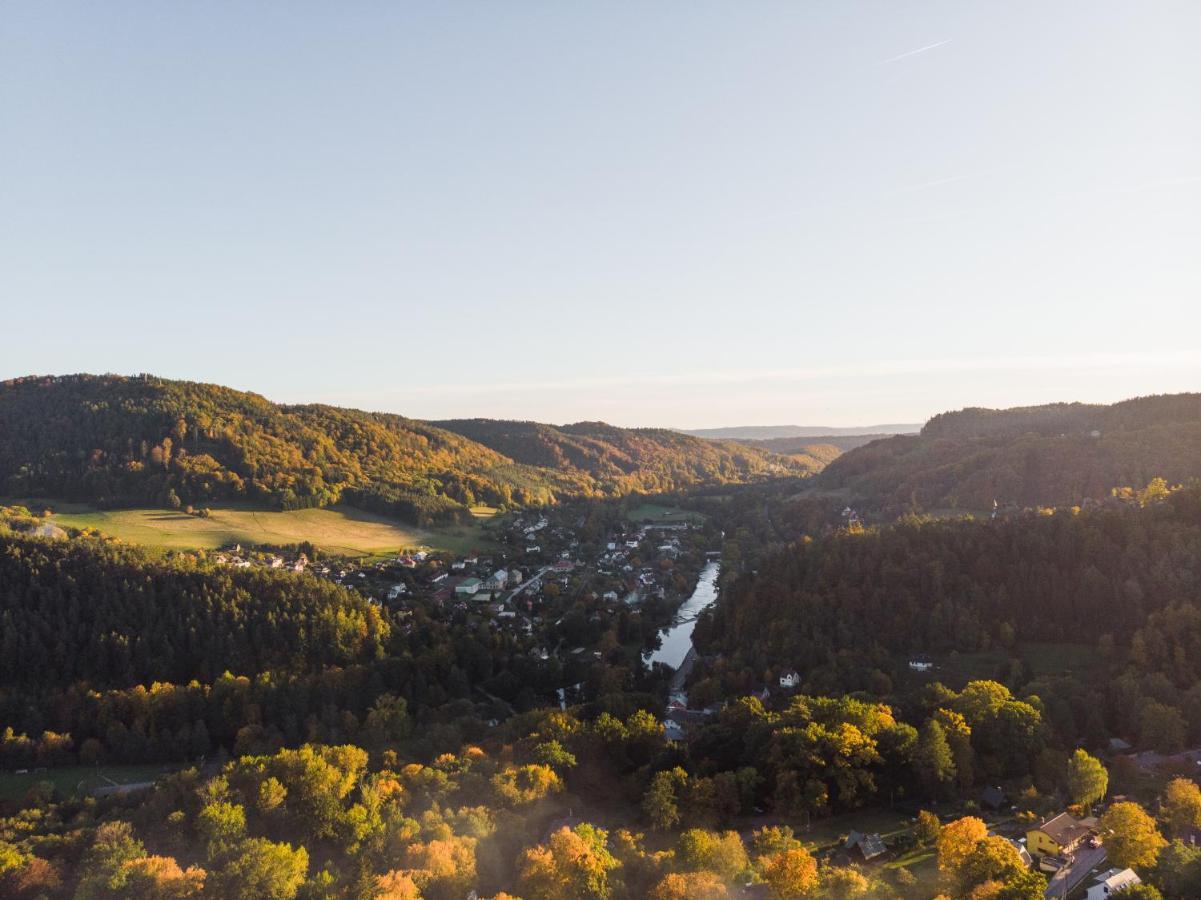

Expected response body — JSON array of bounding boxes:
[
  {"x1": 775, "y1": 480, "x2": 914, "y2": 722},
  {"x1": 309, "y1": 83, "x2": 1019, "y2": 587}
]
[
  {"x1": 818, "y1": 393, "x2": 1201, "y2": 513},
  {"x1": 0, "y1": 374, "x2": 798, "y2": 524},
  {"x1": 679, "y1": 423, "x2": 921, "y2": 440}
]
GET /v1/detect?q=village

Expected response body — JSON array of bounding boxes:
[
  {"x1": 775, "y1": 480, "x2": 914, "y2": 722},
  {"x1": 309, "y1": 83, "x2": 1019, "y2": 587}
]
[
  {"x1": 206, "y1": 504, "x2": 714, "y2": 708},
  {"x1": 200, "y1": 506, "x2": 1201, "y2": 898}
]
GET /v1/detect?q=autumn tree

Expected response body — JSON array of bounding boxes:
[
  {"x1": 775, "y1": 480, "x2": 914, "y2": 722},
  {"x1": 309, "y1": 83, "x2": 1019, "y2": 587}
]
[
  {"x1": 760, "y1": 847, "x2": 819, "y2": 899},
  {"x1": 752, "y1": 826, "x2": 803, "y2": 859},
  {"x1": 196, "y1": 801, "x2": 247, "y2": 858},
  {"x1": 1099, "y1": 802, "x2": 1167, "y2": 871},
  {"x1": 492, "y1": 764, "x2": 562, "y2": 806},
  {"x1": 643, "y1": 767, "x2": 687, "y2": 831},
  {"x1": 205, "y1": 838, "x2": 308, "y2": 900},
  {"x1": 956, "y1": 836, "x2": 1037, "y2": 896},
  {"x1": 110, "y1": 856, "x2": 206, "y2": 899},
  {"x1": 819, "y1": 864, "x2": 873, "y2": 898},
  {"x1": 937, "y1": 816, "x2": 988, "y2": 887},
  {"x1": 916, "y1": 810, "x2": 942, "y2": 846},
  {"x1": 1161, "y1": 778, "x2": 1201, "y2": 836},
  {"x1": 649, "y1": 870, "x2": 729, "y2": 900},
  {"x1": 676, "y1": 829, "x2": 748, "y2": 882},
  {"x1": 518, "y1": 824, "x2": 619, "y2": 900},
  {"x1": 1065, "y1": 749, "x2": 1108, "y2": 808},
  {"x1": 934, "y1": 708, "x2": 975, "y2": 790},
  {"x1": 915, "y1": 719, "x2": 957, "y2": 797}
]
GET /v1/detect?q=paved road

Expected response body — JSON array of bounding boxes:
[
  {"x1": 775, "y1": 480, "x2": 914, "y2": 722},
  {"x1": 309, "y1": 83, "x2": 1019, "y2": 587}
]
[
  {"x1": 504, "y1": 565, "x2": 552, "y2": 603},
  {"x1": 1045, "y1": 844, "x2": 1106, "y2": 899}
]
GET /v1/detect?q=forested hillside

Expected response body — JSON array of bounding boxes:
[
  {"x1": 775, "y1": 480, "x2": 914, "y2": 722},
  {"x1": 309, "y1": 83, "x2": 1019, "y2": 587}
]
[
  {"x1": 818, "y1": 393, "x2": 1201, "y2": 513},
  {"x1": 0, "y1": 522, "x2": 548, "y2": 765},
  {"x1": 0, "y1": 375, "x2": 796, "y2": 523},
  {"x1": 435, "y1": 418, "x2": 794, "y2": 486},
  {"x1": 0, "y1": 531, "x2": 390, "y2": 690},
  {"x1": 698, "y1": 484, "x2": 1201, "y2": 748}
]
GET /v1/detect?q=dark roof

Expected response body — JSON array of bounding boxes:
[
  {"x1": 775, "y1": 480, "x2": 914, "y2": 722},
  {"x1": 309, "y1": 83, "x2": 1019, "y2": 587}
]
[
  {"x1": 844, "y1": 830, "x2": 886, "y2": 860},
  {"x1": 858, "y1": 833, "x2": 886, "y2": 860},
  {"x1": 1036, "y1": 812, "x2": 1092, "y2": 846},
  {"x1": 980, "y1": 785, "x2": 1007, "y2": 809}
]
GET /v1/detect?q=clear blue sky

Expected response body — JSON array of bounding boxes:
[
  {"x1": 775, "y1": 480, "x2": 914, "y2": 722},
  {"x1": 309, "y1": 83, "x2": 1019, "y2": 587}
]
[{"x1": 3, "y1": 2, "x2": 1198, "y2": 427}]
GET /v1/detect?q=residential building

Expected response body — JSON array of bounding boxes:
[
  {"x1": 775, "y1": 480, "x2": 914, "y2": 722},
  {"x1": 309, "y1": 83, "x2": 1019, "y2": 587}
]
[
  {"x1": 1085, "y1": 868, "x2": 1140, "y2": 900},
  {"x1": 844, "y1": 831, "x2": 886, "y2": 862},
  {"x1": 1027, "y1": 812, "x2": 1093, "y2": 860}
]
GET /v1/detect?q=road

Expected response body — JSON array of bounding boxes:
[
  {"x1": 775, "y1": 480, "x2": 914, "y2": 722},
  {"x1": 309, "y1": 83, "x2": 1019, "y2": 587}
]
[
  {"x1": 504, "y1": 565, "x2": 553, "y2": 603},
  {"x1": 1044, "y1": 844, "x2": 1106, "y2": 899}
]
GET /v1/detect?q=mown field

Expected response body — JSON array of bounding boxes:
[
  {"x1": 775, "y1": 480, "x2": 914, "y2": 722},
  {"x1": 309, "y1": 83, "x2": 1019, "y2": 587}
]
[
  {"x1": 0, "y1": 764, "x2": 177, "y2": 802},
  {"x1": 40, "y1": 501, "x2": 497, "y2": 557},
  {"x1": 624, "y1": 502, "x2": 705, "y2": 525},
  {"x1": 911, "y1": 641, "x2": 1100, "y2": 690}
]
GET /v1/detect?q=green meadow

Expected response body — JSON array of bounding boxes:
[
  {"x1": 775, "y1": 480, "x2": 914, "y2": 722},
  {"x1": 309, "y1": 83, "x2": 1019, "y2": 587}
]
[
  {"x1": 624, "y1": 502, "x2": 705, "y2": 525},
  {"x1": 41, "y1": 501, "x2": 497, "y2": 557}
]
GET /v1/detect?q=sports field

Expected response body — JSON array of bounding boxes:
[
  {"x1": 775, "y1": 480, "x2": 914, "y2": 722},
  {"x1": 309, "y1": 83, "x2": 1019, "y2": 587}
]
[{"x1": 44, "y1": 502, "x2": 495, "y2": 557}]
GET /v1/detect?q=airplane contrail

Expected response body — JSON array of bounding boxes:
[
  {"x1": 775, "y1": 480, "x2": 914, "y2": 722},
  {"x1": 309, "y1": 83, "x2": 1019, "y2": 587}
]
[{"x1": 881, "y1": 39, "x2": 952, "y2": 64}]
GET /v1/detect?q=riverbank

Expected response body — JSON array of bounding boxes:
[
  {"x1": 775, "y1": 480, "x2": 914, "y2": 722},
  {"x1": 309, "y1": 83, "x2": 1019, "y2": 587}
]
[{"x1": 644, "y1": 560, "x2": 721, "y2": 670}]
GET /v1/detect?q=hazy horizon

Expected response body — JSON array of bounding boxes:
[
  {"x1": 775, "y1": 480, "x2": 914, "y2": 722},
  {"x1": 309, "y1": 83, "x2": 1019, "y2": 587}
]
[{"x1": 4, "y1": 3, "x2": 1199, "y2": 426}]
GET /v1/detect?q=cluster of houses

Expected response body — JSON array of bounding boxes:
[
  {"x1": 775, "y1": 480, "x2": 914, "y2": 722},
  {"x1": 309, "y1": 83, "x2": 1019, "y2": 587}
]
[
  {"x1": 822, "y1": 802, "x2": 1144, "y2": 898},
  {"x1": 212, "y1": 546, "x2": 310, "y2": 574},
  {"x1": 1024, "y1": 808, "x2": 1151, "y2": 899}
]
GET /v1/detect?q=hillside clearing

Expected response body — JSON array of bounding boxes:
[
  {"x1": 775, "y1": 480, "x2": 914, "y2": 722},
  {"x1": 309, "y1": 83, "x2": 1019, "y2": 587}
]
[
  {"x1": 624, "y1": 502, "x2": 705, "y2": 525},
  {"x1": 0, "y1": 764, "x2": 177, "y2": 802},
  {"x1": 39, "y1": 502, "x2": 495, "y2": 556}
]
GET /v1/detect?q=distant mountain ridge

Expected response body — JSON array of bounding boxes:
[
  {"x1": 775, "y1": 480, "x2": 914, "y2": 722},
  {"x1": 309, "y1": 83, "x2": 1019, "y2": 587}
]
[
  {"x1": 680, "y1": 423, "x2": 921, "y2": 440},
  {"x1": 0, "y1": 374, "x2": 800, "y2": 524},
  {"x1": 735, "y1": 434, "x2": 898, "y2": 454},
  {"x1": 819, "y1": 393, "x2": 1201, "y2": 513}
]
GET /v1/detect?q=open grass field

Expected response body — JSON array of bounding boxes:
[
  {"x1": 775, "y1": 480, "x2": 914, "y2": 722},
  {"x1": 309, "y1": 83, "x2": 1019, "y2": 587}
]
[
  {"x1": 38, "y1": 501, "x2": 496, "y2": 557},
  {"x1": 624, "y1": 502, "x2": 705, "y2": 525},
  {"x1": 0, "y1": 764, "x2": 177, "y2": 802},
  {"x1": 916, "y1": 641, "x2": 1100, "y2": 689}
]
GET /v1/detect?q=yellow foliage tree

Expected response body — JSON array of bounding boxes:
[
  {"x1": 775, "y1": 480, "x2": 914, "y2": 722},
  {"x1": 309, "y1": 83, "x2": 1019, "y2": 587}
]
[
  {"x1": 649, "y1": 870, "x2": 729, "y2": 899},
  {"x1": 936, "y1": 816, "x2": 988, "y2": 885},
  {"x1": 760, "y1": 847, "x2": 819, "y2": 899},
  {"x1": 1099, "y1": 801, "x2": 1167, "y2": 871}
]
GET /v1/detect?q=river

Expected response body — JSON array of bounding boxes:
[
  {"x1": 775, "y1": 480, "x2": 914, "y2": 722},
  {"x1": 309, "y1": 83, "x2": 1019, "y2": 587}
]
[{"x1": 644, "y1": 560, "x2": 721, "y2": 670}]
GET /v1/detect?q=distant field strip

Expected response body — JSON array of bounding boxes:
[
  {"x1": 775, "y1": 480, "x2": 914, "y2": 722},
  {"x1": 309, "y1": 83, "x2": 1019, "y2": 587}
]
[{"x1": 45, "y1": 503, "x2": 450, "y2": 555}]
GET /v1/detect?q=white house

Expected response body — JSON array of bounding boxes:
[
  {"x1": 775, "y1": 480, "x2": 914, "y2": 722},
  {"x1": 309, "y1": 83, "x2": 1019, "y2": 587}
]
[
  {"x1": 908, "y1": 655, "x2": 934, "y2": 672},
  {"x1": 779, "y1": 671, "x2": 801, "y2": 689},
  {"x1": 387, "y1": 583, "x2": 406, "y2": 600},
  {"x1": 1085, "y1": 868, "x2": 1140, "y2": 900}
]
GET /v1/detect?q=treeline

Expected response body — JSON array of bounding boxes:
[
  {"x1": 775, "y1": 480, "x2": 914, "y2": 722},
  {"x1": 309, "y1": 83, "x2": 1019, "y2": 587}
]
[
  {"x1": 0, "y1": 374, "x2": 796, "y2": 524},
  {"x1": 697, "y1": 484, "x2": 1201, "y2": 751},
  {"x1": 0, "y1": 525, "x2": 563, "y2": 767},
  {"x1": 0, "y1": 700, "x2": 1051, "y2": 899},
  {"x1": 820, "y1": 392, "x2": 1201, "y2": 513},
  {"x1": 0, "y1": 530, "x2": 389, "y2": 689},
  {"x1": 435, "y1": 418, "x2": 801, "y2": 491}
]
